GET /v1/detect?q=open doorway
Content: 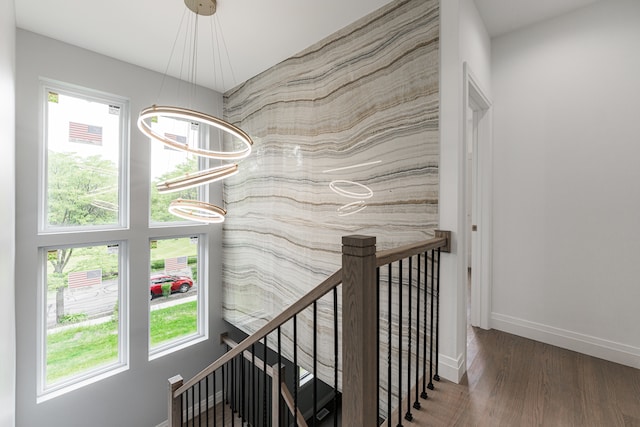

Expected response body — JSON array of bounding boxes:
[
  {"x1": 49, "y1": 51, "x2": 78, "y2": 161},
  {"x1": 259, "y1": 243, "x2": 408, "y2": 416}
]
[{"x1": 462, "y1": 63, "x2": 492, "y2": 365}]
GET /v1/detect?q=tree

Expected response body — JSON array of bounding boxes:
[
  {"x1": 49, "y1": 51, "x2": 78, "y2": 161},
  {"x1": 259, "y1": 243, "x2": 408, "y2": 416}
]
[
  {"x1": 47, "y1": 152, "x2": 118, "y2": 275},
  {"x1": 47, "y1": 151, "x2": 118, "y2": 322},
  {"x1": 150, "y1": 156, "x2": 199, "y2": 222}
]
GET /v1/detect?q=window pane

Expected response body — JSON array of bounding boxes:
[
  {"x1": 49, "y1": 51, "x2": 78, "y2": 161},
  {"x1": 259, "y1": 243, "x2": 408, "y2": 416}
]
[
  {"x1": 149, "y1": 117, "x2": 201, "y2": 223},
  {"x1": 45, "y1": 90, "x2": 123, "y2": 229},
  {"x1": 44, "y1": 243, "x2": 122, "y2": 387},
  {"x1": 149, "y1": 236, "x2": 200, "y2": 350}
]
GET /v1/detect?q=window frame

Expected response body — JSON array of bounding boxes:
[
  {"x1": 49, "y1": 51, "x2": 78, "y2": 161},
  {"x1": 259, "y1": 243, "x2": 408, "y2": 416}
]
[
  {"x1": 36, "y1": 240, "x2": 130, "y2": 402},
  {"x1": 39, "y1": 79, "x2": 130, "y2": 234},
  {"x1": 34, "y1": 78, "x2": 213, "y2": 402},
  {"x1": 36, "y1": 80, "x2": 132, "y2": 401},
  {"x1": 148, "y1": 233, "x2": 208, "y2": 359}
]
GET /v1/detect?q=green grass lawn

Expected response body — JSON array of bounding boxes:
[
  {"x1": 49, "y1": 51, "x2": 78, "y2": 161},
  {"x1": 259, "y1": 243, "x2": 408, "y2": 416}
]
[
  {"x1": 46, "y1": 301, "x2": 198, "y2": 384},
  {"x1": 150, "y1": 301, "x2": 198, "y2": 347}
]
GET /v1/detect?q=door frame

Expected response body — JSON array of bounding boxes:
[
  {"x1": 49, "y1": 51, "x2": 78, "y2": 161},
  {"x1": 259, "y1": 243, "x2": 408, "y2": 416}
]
[{"x1": 462, "y1": 62, "x2": 492, "y2": 330}]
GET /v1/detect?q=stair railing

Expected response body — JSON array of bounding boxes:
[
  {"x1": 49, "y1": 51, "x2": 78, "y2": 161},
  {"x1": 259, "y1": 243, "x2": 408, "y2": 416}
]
[{"x1": 167, "y1": 231, "x2": 450, "y2": 426}]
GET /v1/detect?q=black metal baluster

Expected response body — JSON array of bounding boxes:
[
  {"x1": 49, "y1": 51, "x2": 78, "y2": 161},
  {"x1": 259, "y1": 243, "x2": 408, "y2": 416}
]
[
  {"x1": 313, "y1": 301, "x2": 318, "y2": 427},
  {"x1": 434, "y1": 247, "x2": 441, "y2": 382},
  {"x1": 387, "y1": 263, "x2": 392, "y2": 424},
  {"x1": 405, "y1": 257, "x2": 413, "y2": 422},
  {"x1": 414, "y1": 253, "x2": 422, "y2": 409},
  {"x1": 198, "y1": 380, "x2": 202, "y2": 427},
  {"x1": 206, "y1": 374, "x2": 209, "y2": 426},
  {"x1": 231, "y1": 357, "x2": 235, "y2": 427},
  {"x1": 252, "y1": 344, "x2": 256, "y2": 427},
  {"x1": 225, "y1": 345, "x2": 229, "y2": 408},
  {"x1": 242, "y1": 353, "x2": 246, "y2": 424},
  {"x1": 428, "y1": 250, "x2": 435, "y2": 391},
  {"x1": 263, "y1": 336, "x2": 268, "y2": 427},
  {"x1": 222, "y1": 365, "x2": 226, "y2": 426},
  {"x1": 421, "y1": 251, "x2": 429, "y2": 400},
  {"x1": 293, "y1": 316, "x2": 298, "y2": 427},
  {"x1": 376, "y1": 268, "x2": 381, "y2": 426},
  {"x1": 278, "y1": 326, "x2": 282, "y2": 426},
  {"x1": 213, "y1": 371, "x2": 217, "y2": 427},
  {"x1": 334, "y1": 286, "x2": 339, "y2": 427},
  {"x1": 397, "y1": 260, "x2": 403, "y2": 427},
  {"x1": 191, "y1": 385, "x2": 195, "y2": 427}
]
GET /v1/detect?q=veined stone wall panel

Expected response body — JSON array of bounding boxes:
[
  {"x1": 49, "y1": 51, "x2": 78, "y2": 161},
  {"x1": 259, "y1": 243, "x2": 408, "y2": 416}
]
[{"x1": 222, "y1": 0, "x2": 440, "y2": 389}]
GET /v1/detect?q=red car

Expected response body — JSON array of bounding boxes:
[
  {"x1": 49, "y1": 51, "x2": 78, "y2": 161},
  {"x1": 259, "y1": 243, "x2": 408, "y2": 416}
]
[{"x1": 150, "y1": 274, "x2": 193, "y2": 298}]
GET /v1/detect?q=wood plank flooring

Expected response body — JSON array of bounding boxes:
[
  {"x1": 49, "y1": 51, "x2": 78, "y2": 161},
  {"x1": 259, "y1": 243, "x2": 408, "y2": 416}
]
[{"x1": 409, "y1": 326, "x2": 640, "y2": 426}]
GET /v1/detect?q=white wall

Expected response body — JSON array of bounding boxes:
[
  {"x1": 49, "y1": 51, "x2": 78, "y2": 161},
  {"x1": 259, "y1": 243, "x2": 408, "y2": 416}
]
[
  {"x1": 491, "y1": 0, "x2": 640, "y2": 368},
  {"x1": 0, "y1": 0, "x2": 16, "y2": 425},
  {"x1": 15, "y1": 30, "x2": 228, "y2": 426},
  {"x1": 438, "y1": 0, "x2": 491, "y2": 382}
]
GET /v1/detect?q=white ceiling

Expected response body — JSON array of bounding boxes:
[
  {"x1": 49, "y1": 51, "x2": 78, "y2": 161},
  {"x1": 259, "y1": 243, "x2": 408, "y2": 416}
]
[
  {"x1": 15, "y1": 0, "x2": 600, "y2": 93},
  {"x1": 474, "y1": 0, "x2": 600, "y2": 38}
]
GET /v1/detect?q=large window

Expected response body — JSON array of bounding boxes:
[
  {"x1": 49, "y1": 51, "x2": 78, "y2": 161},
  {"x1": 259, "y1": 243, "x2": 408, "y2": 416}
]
[
  {"x1": 43, "y1": 87, "x2": 126, "y2": 231},
  {"x1": 40, "y1": 243, "x2": 127, "y2": 394},
  {"x1": 38, "y1": 81, "x2": 129, "y2": 400},
  {"x1": 37, "y1": 80, "x2": 210, "y2": 401},
  {"x1": 149, "y1": 236, "x2": 205, "y2": 355}
]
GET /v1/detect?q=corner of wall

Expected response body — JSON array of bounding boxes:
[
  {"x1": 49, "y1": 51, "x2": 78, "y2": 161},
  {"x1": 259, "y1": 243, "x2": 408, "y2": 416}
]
[{"x1": 0, "y1": 0, "x2": 17, "y2": 426}]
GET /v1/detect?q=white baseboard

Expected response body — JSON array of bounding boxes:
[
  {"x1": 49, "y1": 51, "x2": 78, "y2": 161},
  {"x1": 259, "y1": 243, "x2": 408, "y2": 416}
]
[
  {"x1": 491, "y1": 312, "x2": 640, "y2": 369},
  {"x1": 437, "y1": 352, "x2": 465, "y2": 383}
]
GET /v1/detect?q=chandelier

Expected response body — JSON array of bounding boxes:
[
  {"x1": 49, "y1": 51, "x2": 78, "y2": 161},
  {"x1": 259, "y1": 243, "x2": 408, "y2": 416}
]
[{"x1": 137, "y1": 0, "x2": 252, "y2": 223}]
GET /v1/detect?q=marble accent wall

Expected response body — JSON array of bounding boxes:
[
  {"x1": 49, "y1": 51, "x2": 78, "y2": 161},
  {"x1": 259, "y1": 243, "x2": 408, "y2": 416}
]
[{"x1": 222, "y1": 0, "x2": 439, "y2": 390}]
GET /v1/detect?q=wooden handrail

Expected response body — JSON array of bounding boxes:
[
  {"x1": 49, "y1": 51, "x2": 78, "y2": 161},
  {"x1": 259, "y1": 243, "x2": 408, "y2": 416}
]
[
  {"x1": 376, "y1": 233, "x2": 449, "y2": 267},
  {"x1": 175, "y1": 269, "x2": 343, "y2": 396}
]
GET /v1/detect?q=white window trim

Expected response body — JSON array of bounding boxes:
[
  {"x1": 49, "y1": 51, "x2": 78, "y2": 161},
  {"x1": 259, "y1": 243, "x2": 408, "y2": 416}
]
[
  {"x1": 36, "y1": 80, "x2": 132, "y2": 401},
  {"x1": 39, "y1": 79, "x2": 130, "y2": 234},
  {"x1": 148, "y1": 233, "x2": 209, "y2": 359},
  {"x1": 36, "y1": 241, "x2": 130, "y2": 402}
]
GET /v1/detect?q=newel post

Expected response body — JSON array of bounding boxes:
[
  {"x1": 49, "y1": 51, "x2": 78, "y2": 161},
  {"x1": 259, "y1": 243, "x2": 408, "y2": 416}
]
[
  {"x1": 168, "y1": 375, "x2": 183, "y2": 427},
  {"x1": 342, "y1": 235, "x2": 378, "y2": 427}
]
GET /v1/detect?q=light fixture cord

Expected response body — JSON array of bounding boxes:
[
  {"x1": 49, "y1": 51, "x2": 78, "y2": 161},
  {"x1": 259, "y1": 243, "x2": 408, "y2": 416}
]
[
  {"x1": 214, "y1": 14, "x2": 238, "y2": 90},
  {"x1": 157, "y1": 7, "x2": 190, "y2": 105},
  {"x1": 190, "y1": 12, "x2": 199, "y2": 110}
]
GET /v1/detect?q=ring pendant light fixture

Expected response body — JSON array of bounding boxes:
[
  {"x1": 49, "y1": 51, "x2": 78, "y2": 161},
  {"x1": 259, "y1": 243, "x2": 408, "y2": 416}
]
[
  {"x1": 138, "y1": 105, "x2": 253, "y2": 160},
  {"x1": 137, "y1": 0, "x2": 253, "y2": 223},
  {"x1": 169, "y1": 199, "x2": 227, "y2": 223},
  {"x1": 156, "y1": 163, "x2": 239, "y2": 194}
]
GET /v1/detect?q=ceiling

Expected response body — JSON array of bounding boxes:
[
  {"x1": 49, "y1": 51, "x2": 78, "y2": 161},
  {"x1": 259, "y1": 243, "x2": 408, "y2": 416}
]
[
  {"x1": 15, "y1": 0, "x2": 599, "y2": 93},
  {"x1": 474, "y1": 0, "x2": 600, "y2": 37}
]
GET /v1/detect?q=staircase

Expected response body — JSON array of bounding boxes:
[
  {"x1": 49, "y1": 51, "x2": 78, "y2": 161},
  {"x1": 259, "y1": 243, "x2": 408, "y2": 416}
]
[{"x1": 166, "y1": 231, "x2": 450, "y2": 426}]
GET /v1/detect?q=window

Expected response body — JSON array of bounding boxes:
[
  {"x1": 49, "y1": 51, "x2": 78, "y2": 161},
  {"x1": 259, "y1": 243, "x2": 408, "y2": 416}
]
[
  {"x1": 38, "y1": 81, "x2": 129, "y2": 400},
  {"x1": 149, "y1": 236, "x2": 206, "y2": 355},
  {"x1": 149, "y1": 115, "x2": 202, "y2": 224},
  {"x1": 36, "y1": 79, "x2": 212, "y2": 400},
  {"x1": 40, "y1": 243, "x2": 127, "y2": 394},
  {"x1": 42, "y1": 87, "x2": 126, "y2": 231}
]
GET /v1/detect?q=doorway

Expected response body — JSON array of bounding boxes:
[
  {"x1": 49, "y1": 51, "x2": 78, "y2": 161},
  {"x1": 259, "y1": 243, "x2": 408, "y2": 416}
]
[{"x1": 462, "y1": 63, "x2": 492, "y2": 341}]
